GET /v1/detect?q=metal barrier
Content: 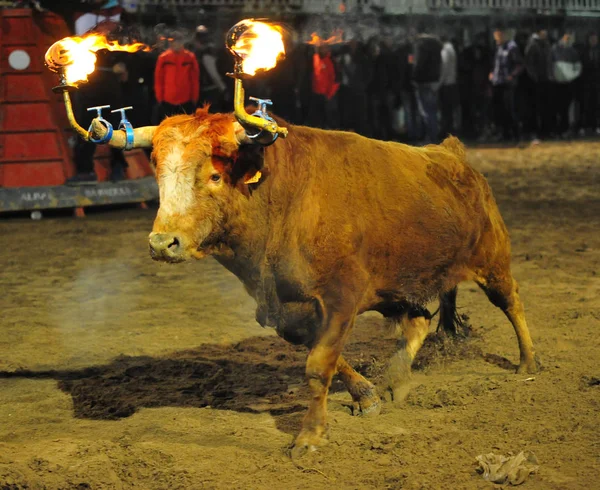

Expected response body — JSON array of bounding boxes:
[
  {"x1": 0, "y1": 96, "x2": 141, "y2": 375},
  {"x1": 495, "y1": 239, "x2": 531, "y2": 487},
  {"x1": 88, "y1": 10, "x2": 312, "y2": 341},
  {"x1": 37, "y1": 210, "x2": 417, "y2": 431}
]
[
  {"x1": 127, "y1": 0, "x2": 600, "y2": 13},
  {"x1": 427, "y1": 0, "x2": 600, "y2": 9}
]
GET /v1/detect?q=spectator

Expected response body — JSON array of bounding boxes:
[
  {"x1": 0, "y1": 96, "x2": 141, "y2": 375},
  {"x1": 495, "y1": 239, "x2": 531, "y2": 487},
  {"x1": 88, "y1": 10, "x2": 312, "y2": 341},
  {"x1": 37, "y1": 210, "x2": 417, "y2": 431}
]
[
  {"x1": 153, "y1": 30, "x2": 199, "y2": 122},
  {"x1": 458, "y1": 32, "x2": 493, "y2": 140},
  {"x1": 338, "y1": 38, "x2": 372, "y2": 136},
  {"x1": 74, "y1": 0, "x2": 122, "y2": 37},
  {"x1": 412, "y1": 30, "x2": 443, "y2": 144},
  {"x1": 66, "y1": 52, "x2": 128, "y2": 185},
  {"x1": 552, "y1": 31, "x2": 582, "y2": 138},
  {"x1": 524, "y1": 29, "x2": 554, "y2": 141},
  {"x1": 377, "y1": 34, "x2": 403, "y2": 140},
  {"x1": 307, "y1": 44, "x2": 340, "y2": 129},
  {"x1": 366, "y1": 36, "x2": 388, "y2": 140},
  {"x1": 268, "y1": 35, "x2": 302, "y2": 123},
  {"x1": 193, "y1": 26, "x2": 229, "y2": 113},
  {"x1": 490, "y1": 27, "x2": 524, "y2": 142},
  {"x1": 397, "y1": 29, "x2": 419, "y2": 142},
  {"x1": 112, "y1": 60, "x2": 151, "y2": 127},
  {"x1": 580, "y1": 32, "x2": 600, "y2": 135},
  {"x1": 439, "y1": 35, "x2": 459, "y2": 137}
]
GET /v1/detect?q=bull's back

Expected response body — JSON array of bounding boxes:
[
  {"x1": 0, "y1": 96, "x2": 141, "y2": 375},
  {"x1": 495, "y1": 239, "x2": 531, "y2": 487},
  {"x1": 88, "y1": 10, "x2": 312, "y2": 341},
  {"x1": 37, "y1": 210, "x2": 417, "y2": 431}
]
[{"x1": 269, "y1": 128, "x2": 504, "y2": 302}]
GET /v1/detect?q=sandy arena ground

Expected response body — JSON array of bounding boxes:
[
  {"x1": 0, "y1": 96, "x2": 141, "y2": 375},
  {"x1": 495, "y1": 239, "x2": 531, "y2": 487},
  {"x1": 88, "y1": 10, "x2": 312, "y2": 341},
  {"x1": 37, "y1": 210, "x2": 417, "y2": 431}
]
[{"x1": 0, "y1": 141, "x2": 599, "y2": 489}]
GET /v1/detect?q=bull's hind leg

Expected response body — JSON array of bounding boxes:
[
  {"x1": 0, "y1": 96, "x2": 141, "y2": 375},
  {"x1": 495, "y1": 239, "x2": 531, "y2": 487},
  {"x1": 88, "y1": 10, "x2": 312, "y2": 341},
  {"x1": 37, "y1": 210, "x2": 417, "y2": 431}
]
[
  {"x1": 336, "y1": 356, "x2": 381, "y2": 416},
  {"x1": 477, "y1": 273, "x2": 537, "y2": 374},
  {"x1": 384, "y1": 308, "x2": 431, "y2": 402},
  {"x1": 438, "y1": 287, "x2": 468, "y2": 336}
]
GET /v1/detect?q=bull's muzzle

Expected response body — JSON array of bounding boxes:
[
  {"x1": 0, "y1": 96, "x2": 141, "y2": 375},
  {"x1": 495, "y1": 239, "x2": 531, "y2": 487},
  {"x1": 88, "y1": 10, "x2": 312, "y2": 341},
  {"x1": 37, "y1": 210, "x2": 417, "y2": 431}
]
[{"x1": 149, "y1": 232, "x2": 185, "y2": 262}]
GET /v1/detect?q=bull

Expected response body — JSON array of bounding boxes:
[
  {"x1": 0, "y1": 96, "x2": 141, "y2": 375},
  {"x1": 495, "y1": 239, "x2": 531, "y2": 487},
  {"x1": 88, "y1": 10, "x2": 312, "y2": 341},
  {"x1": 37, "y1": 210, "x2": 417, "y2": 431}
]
[{"x1": 91, "y1": 107, "x2": 537, "y2": 458}]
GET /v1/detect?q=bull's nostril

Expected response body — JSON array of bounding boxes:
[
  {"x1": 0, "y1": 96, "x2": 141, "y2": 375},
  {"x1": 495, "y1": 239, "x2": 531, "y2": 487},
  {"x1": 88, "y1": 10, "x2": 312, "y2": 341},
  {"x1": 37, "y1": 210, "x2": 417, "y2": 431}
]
[{"x1": 168, "y1": 236, "x2": 180, "y2": 250}]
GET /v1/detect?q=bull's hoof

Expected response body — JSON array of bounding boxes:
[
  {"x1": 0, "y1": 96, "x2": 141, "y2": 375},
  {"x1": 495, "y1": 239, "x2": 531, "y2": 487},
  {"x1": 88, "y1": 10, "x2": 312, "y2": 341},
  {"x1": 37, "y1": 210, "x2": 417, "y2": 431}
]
[
  {"x1": 291, "y1": 430, "x2": 328, "y2": 460},
  {"x1": 517, "y1": 354, "x2": 542, "y2": 375},
  {"x1": 387, "y1": 383, "x2": 412, "y2": 406},
  {"x1": 352, "y1": 394, "x2": 381, "y2": 417},
  {"x1": 349, "y1": 382, "x2": 382, "y2": 417}
]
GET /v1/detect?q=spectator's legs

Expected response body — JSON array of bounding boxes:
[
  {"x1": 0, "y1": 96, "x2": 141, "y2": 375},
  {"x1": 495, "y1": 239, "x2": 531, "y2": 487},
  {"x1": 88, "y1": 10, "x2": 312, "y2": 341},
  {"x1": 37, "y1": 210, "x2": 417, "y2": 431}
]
[
  {"x1": 415, "y1": 84, "x2": 439, "y2": 144},
  {"x1": 504, "y1": 85, "x2": 520, "y2": 141},
  {"x1": 307, "y1": 94, "x2": 327, "y2": 129},
  {"x1": 367, "y1": 92, "x2": 382, "y2": 139},
  {"x1": 523, "y1": 76, "x2": 538, "y2": 138},
  {"x1": 354, "y1": 90, "x2": 370, "y2": 136},
  {"x1": 400, "y1": 89, "x2": 418, "y2": 142},
  {"x1": 536, "y1": 81, "x2": 552, "y2": 139},
  {"x1": 324, "y1": 95, "x2": 339, "y2": 130},
  {"x1": 74, "y1": 139, "x2": 97, "y2": 174},
  {"x1": 492, "y1": 84, "x2": 505, "y2": 139},
  {"x1": 440, "y1": 84, "x2": 459, "y2": 137},
  {"x1": 555, "y1": 82, "x2": 573, "y2": 136},
  {"x1": 583, "y1": 81, "x2": 600, "y2": 132}
]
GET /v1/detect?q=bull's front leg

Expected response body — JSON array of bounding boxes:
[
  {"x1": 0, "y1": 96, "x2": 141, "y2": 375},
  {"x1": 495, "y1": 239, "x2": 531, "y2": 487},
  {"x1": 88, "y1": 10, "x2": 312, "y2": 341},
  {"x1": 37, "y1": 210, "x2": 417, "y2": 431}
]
[{"x1": 291, "y1": 309, "x2": 355, "y2": 459}]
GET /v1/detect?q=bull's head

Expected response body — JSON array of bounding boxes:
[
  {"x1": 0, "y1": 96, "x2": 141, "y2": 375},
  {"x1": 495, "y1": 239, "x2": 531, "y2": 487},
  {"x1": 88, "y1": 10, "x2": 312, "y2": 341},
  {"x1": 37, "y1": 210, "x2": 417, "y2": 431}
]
[{"x1": 90, "y1": 108, "x2": 263, "y2": 263}]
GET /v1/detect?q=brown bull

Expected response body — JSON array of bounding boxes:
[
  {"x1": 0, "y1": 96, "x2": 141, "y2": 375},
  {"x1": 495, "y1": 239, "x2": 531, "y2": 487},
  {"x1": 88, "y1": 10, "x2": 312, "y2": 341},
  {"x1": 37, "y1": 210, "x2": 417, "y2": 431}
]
[{"x1": 93, "y1": 107, "x2": 537, "y2": 457}]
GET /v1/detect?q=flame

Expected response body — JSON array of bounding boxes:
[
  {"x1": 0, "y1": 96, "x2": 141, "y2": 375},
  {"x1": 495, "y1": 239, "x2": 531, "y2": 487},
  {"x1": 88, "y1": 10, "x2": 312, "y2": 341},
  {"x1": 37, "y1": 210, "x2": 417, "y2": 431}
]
[
  {"x1": 45, "y1": 34, "x2": 149, "y2": 85},
  {"x1": 306, "y1": 30, "x2": 344, "y2": 46},
  {"x1": 229, "y1": 20, "x2": 285, "y2": 76}
]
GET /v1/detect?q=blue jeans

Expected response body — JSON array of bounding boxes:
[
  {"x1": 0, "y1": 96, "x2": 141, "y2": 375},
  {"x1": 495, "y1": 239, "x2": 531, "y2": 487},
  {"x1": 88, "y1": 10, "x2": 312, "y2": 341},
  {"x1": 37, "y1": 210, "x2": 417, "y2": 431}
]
[
  {"x1": 400, "y1": 89, "x2": 420, "y2": 141},
  {"x1": 415, "y1": 83, "x2": 439, "y2": 144}
]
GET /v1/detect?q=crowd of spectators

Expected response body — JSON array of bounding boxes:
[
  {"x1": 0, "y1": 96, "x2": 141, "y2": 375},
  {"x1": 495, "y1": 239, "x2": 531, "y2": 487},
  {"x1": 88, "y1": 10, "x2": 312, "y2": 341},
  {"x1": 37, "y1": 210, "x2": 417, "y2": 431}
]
[
  {"x1": 47, "y1": 2, "x2": 600, "y2": 182},
  {"x1": 109, "y1": 23, "x2": 600, "y2": 150}
]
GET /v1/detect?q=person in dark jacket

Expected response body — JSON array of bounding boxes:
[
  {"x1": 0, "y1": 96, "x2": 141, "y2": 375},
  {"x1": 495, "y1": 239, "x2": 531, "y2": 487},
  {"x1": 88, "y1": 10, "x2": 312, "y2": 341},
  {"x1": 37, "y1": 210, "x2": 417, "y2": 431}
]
[
  {"x1": 66, "y1": 51, "x2": 128, "y2": 185},
  {"x1": 338, "y1": 38, "x2": 372, "y2": 136},
  {"x1": 412, "y1": 31, "x2": 443, "y2": 144},
  {"x1": 490, "y1": 27, "x2": 524, "y2": 142},
  {"x1": 580, "y1": 32, "x2": 600, "y2": 134},
  {"x1": 458, "y1": 32, "x2": 493, "y2": 140},
  {"x1": 192, "y1": 27, "x2": 229, "y2": 113},
  {"x1": 524, "y1": 29, "x2": 554, "y2": 140},
  {"x1": 397, "y1": 30, "x2": 419, "y2": 142},
  {"x1": 367, "y1": 35, "x2": 398, "y2": 140}
]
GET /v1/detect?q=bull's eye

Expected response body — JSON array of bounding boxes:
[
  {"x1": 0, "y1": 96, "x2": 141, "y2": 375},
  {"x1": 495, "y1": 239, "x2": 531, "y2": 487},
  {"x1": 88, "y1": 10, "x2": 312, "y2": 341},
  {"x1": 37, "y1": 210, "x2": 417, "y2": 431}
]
[{"x1": 210, "y1": 174, "x2": 221, "y2": 183}]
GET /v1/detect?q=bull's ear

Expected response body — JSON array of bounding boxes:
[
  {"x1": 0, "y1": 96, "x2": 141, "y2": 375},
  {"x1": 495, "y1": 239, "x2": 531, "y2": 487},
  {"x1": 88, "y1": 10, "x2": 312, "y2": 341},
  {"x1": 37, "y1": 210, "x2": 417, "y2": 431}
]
[{"x1": 231, "y1": 143, "x2": 265, "y2": 191}]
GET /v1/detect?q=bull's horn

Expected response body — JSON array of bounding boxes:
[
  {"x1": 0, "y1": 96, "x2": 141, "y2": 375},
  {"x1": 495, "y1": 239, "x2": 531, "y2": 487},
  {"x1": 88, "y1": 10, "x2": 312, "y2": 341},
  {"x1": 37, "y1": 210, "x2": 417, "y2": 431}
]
[
  {"x1": 233, "y1": 121, "x2": 252, "y2": 145},
  {"x1": 90, "y1": 118, "x2": 157, "y2": 149}
]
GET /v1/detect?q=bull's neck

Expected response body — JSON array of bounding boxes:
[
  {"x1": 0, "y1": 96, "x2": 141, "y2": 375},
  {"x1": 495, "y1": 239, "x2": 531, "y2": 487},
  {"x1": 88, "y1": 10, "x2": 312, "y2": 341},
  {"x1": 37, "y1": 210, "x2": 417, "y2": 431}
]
[
  {"x1": 211, "y1": 171, "x2": 272, "y2": 286},
  {"x1": 212, "y1": 129, "x2": 313, "y2": 287}
]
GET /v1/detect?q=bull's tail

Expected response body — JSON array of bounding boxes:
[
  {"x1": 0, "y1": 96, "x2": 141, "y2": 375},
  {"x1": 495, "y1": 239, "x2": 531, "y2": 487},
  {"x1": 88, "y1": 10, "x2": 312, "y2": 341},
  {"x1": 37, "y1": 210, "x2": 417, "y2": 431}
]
[
  {"x1": 437, "y1": 287, "x2": 468, "y2": 336},
  {"x1": 440, "y1": 136, "x2": 466, "y2": 161}
]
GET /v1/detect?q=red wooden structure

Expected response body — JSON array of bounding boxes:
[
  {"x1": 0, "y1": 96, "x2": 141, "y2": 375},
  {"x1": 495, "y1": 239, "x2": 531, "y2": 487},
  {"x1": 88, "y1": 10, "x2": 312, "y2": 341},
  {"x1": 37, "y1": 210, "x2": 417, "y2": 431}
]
[{"x1": 0, "y1": 8, "x2": 156, "y2": 215}]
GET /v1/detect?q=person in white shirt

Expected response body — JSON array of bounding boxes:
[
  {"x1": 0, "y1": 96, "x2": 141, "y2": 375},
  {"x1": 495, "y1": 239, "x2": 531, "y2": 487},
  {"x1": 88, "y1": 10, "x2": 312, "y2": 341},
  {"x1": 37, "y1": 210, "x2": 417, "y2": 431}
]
[{"x1": 439, "y1": 35, "x2": 459, "y2": 137}]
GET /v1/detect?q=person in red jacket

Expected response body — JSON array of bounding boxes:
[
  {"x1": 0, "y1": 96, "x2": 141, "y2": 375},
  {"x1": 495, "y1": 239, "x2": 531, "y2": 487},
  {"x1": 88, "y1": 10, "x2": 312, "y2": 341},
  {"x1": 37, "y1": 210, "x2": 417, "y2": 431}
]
[
  {"x1": 307, "y1": 44, "x2": 340, "y2": 129},
  {"x1": 154, "y1": 31, "x2": 199, "y2": 122}
]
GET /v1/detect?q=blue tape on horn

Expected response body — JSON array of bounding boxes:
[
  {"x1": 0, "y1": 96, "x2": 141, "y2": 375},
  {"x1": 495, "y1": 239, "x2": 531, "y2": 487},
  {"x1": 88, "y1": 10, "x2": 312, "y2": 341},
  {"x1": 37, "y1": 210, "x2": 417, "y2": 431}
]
[
  {"x1": 86, "y1": 105, "x2": 114, "y2": 144},
  {"x1": 120, "y1": 120, "x2": 134, "y2": 150},
  {"x1": 111, "y1": 106, "x2": 134, "y2": 150}
]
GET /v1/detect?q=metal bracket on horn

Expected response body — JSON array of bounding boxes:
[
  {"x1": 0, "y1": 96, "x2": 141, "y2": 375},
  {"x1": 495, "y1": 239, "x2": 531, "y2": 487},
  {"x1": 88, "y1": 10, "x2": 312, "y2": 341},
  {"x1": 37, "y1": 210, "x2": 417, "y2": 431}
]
[{"x1": 227, "y1": 60, "x2": 288, "y2": 146}]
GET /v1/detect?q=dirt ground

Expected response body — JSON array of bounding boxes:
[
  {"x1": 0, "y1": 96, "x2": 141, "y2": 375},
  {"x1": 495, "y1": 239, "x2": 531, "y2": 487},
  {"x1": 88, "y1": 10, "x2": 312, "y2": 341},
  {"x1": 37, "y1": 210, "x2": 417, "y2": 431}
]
[{"x1": 0, "y1": 141, "x2": 599, "y2": 489}]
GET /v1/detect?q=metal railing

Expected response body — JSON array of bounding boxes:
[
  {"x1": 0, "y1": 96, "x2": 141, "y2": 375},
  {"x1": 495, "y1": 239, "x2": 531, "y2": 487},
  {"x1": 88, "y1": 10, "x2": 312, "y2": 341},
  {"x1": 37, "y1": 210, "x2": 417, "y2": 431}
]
[
  {"x1": 427, "y1": 0, "x2": 600, "y2": 9},
  {"x1": 127, "y1": 0, "x2": 600, "y2": 12}
]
